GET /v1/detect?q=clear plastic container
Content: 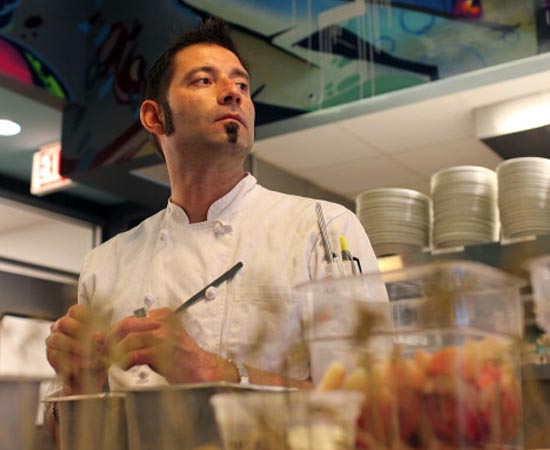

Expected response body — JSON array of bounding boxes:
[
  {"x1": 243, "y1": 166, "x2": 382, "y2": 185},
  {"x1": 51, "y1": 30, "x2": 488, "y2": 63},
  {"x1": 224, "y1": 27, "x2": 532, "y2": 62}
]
[
  {"x1": 294, "y1": 260, "x2": 525, "y2": 450},
  {"x1": 211, "y1": 390, "x2": 364, "y2": 450},
  {"x1": 526, "y1": 254, "x2": 550, "y2": 333}
]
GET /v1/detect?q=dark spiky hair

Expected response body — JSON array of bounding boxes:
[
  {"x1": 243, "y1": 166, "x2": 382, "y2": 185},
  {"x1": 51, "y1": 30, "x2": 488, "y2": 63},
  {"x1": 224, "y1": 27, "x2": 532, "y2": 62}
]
[{"x1": 142, "y1": 17, "x2": 248, "y2": 107}]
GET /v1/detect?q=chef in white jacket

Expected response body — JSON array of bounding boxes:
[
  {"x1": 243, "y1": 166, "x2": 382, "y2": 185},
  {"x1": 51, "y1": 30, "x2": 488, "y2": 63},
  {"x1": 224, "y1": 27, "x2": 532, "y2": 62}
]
[{"x1": 45, "y1": 17, "x2": 384, "y2": 395}]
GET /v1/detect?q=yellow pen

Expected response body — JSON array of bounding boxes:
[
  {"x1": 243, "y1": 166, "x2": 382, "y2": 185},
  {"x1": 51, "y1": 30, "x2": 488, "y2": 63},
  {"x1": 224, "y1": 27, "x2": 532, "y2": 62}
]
[{"x1": 339, "y1": 236, "x2": 357, "y2": 275}]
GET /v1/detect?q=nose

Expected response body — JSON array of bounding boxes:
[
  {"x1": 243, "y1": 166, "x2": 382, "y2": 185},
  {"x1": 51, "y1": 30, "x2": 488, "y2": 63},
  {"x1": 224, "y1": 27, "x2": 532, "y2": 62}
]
[{"x1": 219, "y1": 79, "x2": 242, "y2": 106}]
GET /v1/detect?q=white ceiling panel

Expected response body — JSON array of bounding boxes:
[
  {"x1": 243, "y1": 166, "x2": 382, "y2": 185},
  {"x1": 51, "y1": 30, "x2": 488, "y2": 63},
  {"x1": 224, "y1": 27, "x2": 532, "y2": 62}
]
[
  {"x1": 301, "y1": 155, "x2": 425, "y2": 196},
  {"x1": 336, "y1": 95, "x2": 475, "y2": 154},
  {"x1": 253, "y1": 123, "x2": 380, "y2": 171},
  {"x1": 392, "y1": 138, "x2": 503, "y2": 179}
]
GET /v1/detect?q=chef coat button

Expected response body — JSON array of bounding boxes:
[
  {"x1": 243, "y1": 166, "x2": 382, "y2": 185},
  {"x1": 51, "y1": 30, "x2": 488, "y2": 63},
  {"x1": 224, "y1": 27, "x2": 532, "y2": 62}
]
[
  {"x1": 144, "y1": 293, "x2": 155, "y2": 309},
  {"x1": 214, "y1": 222, "x2": 225, "y2": 235},
  {"x1": 205, "y1": 286, "x2": 217, "y2": 300},
  {"x1": 214, "y1": 222, "x2": 232, "y2": 235},
  {"x1": 138, "y1": 370, "x2": 149, "y2": 381},
  {"x1": 159, "y1": 229, "x2": 169, "y2": 241}
]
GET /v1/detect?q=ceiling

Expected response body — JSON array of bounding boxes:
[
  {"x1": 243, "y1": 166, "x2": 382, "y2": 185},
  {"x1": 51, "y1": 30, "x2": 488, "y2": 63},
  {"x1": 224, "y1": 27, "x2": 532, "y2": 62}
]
[
  {"x1": 0, "y1": 54, "x2": 549, "y2": 234},
  {"x1": 0, "y1": 76, "x2": 125, "y2": 206},
  {"x1": 253, "y1": 55, "x2": 550, "y2": 201}
]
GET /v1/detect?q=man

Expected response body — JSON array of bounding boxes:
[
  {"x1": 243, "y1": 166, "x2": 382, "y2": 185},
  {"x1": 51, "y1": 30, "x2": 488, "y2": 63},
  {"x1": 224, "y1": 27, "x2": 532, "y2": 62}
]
[{"x1": 45, "y1": 18, "x2": 382, "y2": 396}]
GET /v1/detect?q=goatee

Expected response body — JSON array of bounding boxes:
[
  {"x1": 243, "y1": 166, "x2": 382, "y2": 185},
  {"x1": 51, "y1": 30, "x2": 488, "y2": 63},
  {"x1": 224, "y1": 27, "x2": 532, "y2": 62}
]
[{"x1": 224, "y1": 122, "x2": 239, "y2": 144}]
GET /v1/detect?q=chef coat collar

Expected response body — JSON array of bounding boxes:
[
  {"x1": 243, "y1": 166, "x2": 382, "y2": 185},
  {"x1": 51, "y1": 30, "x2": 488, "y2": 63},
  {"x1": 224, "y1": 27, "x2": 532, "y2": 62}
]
[{"x1": 166, "y1": 173, "x2": 257, "y2": 224}]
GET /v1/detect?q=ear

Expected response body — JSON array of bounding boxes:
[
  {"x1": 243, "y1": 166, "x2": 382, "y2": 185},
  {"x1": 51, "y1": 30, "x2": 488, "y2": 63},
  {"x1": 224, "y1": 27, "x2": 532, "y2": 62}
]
[{"x1": 140, "y1": 100, "x2": 165, "y2": 135}]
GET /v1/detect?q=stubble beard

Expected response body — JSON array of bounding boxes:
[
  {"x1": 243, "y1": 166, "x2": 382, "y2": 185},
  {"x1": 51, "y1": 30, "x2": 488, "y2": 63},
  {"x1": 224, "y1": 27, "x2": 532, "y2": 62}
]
[{"x1": 224, "y1": 122, "x2": 239, "y2": 144}]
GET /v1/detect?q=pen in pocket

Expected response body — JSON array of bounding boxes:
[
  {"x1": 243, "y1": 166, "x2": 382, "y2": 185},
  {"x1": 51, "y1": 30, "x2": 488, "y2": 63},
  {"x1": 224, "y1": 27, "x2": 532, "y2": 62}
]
[{"x1": 339, "y1": 236, "x2": 362, "y2": 275}]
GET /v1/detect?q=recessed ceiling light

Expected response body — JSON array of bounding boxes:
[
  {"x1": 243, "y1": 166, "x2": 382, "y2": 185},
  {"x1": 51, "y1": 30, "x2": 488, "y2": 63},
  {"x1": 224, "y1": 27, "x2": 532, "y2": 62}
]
[{"x1": 0, "y1": 119, "x2": 22, "y2": 136}]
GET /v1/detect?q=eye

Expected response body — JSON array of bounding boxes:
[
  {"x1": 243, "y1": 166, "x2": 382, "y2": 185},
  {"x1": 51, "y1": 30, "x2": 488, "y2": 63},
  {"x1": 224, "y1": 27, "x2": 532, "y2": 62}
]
[
  {"x1": 194, "y1": 77, "x2": 212, "y2": 86},
  {"x1": 237, "y1": 82, "x2": 249, "y2": 92}
]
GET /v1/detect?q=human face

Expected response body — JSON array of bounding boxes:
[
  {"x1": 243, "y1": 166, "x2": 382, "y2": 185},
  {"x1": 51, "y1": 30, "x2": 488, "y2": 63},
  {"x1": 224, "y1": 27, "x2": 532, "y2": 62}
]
[{"x1": 162, "y1": 43, "x2": 255, "y2": 160}]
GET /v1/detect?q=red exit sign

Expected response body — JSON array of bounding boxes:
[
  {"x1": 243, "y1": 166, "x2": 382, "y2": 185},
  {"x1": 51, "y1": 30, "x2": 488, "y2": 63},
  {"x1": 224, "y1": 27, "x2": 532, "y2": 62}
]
[{"x1": 31, "y1": 142, "x2": 74, "y2": 196}]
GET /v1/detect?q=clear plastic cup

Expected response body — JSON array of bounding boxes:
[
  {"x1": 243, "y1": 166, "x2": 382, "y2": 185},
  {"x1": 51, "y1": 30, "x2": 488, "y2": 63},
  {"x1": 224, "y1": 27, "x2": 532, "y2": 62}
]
[{"x1": 211, "y1": 391, "x2": 364, "y2": 450}]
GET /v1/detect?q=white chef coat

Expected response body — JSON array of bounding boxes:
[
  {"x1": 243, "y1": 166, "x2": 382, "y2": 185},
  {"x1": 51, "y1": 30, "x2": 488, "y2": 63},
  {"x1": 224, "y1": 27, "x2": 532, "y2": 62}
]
[{"x1": 78, "y1": 174, "x2": 383, "y2": 389}]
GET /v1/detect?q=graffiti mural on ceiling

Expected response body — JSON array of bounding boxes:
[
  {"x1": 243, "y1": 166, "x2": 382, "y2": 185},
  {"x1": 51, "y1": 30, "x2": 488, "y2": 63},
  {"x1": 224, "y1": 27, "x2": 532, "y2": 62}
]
[
  {"x1": 0, "y1": 0, "x2": 71, "y2": 100},
  {"x1": 177, "y1": 0, "x2": 536, "y2": 116},
  {"x1": 80, "y1": 10, "x2": 146, "y2": 109}
]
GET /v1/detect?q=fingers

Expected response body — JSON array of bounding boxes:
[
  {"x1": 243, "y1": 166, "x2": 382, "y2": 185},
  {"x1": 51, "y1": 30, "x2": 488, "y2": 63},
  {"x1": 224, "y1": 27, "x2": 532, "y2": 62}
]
[
  {"x1": 48, "y1": 305, "x2": 184, "y2": 381},
  {"x1": 46, "y1": 331, "x2": 107, "y2": 373},
  {"x1": 51, "y1": 316, "x2": 90, "y2": 343},
  {"x1": 108, "y1": 309, "x2": 183, "y2": 373},
  {"x1": 106, "y1": 307, "x2": 179, "y2": 344},
  {"x1": 116, "y1": 345, "x2": 164, "y2": 371},
  {"x1": 46, "y1": 342, "x2": 107, "y2": 390},
  {"x1": 112, "y1": 338, "x2": 168, "y2": 372},
  {"x1": 146, "y1": 307, "x2": 184, "y2": 334},
  {"x1": 46, "y1": 305, "x2": 108, "y2": 389},
  {"x1": 114, "y1": 329, "x2": 161, "y2": 354},
  {"x1": 110, "y1": 328, "x2": 163, "y2": 366},
  {"x1": 46, "y1": 328, "x2": 91, "y2": 357},
  {"x1": 147, "y1": 307, "x2": 175, "y2": 320},
  {"x1": 52, "y1": 304, "x2": 105, "y2": 342},
  {"x1": 66, "y1": 304, "x2": 93, "y2": 322},
  {"x1": 48, "y1": 307, "x2": 106, "y2": 357},
  {"x1": 105, "y1": 315, "x2": 162, "y2": 348}
]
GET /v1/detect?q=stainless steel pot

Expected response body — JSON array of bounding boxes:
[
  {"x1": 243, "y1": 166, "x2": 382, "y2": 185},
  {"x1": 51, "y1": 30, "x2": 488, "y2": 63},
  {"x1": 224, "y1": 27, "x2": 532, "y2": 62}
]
[
  {"x1": 124, "y1": 382, "x2": 292, "y2": 450},
  {"x1": 0, "y1": 376, "x2": 45, "y2": 450},
  {"x1": 47, "y1": 392, "x2": 127, "y2": 450}
]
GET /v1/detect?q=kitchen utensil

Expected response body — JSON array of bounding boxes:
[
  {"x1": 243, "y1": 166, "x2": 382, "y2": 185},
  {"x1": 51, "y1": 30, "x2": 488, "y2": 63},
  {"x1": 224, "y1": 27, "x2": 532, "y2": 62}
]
[
  {"x1": 1, "y1": 376, "x2": 50, "y2": 450},
  {"x1": 133, "y1": 261, "x2": 244, "y2": 317},
  {"x1": 174, "y1": 261, "x2": 243, "y2": 314},
  {"x1": 123, "y1": 382, "x2": 294, "y2": 450},
  {"x1": 45, "y1": 393, "x2": 127, "y2": 450}
]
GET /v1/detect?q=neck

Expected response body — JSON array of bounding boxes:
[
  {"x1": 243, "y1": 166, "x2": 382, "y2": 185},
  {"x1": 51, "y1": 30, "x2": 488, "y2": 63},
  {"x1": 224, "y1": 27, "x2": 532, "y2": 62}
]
[{"x1": 168, "y1": 163, "x2": 247, "y2": 223}]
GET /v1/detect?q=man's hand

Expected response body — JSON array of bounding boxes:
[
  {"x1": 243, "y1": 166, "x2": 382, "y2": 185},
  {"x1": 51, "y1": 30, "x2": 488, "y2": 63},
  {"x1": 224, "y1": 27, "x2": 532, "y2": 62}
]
[
  {"x1": 107, "y1": 307, "x2": 234, "y2": 384},
  {"x1": 45, "y1": 304, "x2": 108, "y2": 395}
]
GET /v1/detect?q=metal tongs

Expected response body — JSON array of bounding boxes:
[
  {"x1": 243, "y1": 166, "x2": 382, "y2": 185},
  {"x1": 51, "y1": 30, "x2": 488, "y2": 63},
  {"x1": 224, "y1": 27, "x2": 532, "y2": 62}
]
[
  {"x1": 174, "y1": 261, "x2": 243, "y2": 314},
  {"x1": 133, "y1": 261, "x2": 244, "y2": 317},
  {"x1": 315, "y1": 203, "x2": 344, "y2": 277}
]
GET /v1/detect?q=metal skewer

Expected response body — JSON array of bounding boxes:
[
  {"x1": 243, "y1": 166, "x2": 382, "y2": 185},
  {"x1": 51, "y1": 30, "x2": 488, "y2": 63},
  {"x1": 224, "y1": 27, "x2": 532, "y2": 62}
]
[
  {"x1": 315, "y1": 202, "x2": 335, "y2": 263},
  {"x1": 174, "y1": 261, "x2": 244, "y2": 314},
  {"x1": 133, "y1": 261, "x2": 244, "y2": 317},
  {"x1": 315, "y1": 203, "x2": 344, "y2": 277}
]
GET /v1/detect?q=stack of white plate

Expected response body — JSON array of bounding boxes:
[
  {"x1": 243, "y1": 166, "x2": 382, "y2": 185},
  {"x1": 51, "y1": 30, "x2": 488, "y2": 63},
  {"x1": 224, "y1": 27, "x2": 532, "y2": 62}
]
[
  {"x1": 431, "y1": 166, "x2": 499, "y2": 248},
  {"x1": 497, "y1": 157, "x2": 550, "y2": 239},
  {"x1": 356, "y1": 188, "x2": 431, "y2": 257}
]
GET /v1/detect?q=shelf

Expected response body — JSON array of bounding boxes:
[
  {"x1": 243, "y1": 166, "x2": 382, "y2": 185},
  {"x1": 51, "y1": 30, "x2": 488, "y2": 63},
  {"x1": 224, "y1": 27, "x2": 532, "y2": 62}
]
[{"x1": 400, "y1": 234, "x2": 550, "y2": 280}]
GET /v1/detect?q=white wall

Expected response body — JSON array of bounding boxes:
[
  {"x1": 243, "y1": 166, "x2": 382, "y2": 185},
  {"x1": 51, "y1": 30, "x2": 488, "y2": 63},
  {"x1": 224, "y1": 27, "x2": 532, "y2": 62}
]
[{"x1": 0, "y1": 198, "x2": 98, "y2": 275}]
